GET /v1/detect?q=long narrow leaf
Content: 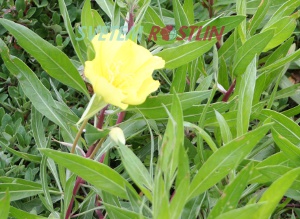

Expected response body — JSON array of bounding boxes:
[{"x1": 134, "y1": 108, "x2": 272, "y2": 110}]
[
  {"x1": 188, "y1": 123, "x2": 272, "y2": 200},
  {"x1": 40, "y1": 149, "x2": 137, "y2": 200},
  {"x1": 236, "y1": 57, "x2": 256, "y2": 136},
  {"x1": 0, "y1": 19, "x2": 89, "y2": 97}
]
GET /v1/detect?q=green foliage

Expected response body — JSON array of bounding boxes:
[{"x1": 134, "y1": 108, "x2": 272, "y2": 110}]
[{"x1": 0, "y1": 0, "x2": 300, "y2": 218}]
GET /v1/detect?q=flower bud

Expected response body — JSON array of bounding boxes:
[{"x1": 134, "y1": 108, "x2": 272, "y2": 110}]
[{"x1": 109, "y1": 127, "x2": 126, "y2": 145}]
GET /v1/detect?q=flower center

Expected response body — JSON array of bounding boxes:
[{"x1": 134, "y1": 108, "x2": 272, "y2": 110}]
[{"x1": 107, "y1": 61, "x2": 134, "y2": 89}]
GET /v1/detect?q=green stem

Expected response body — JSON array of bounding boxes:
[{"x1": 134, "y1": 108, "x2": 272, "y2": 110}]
[
  {"x1": 197, "y1": 85, "x2": 217, "y2": 162},
  {"x1": 71, "y1": 119, "x2": 88, "y2": 154},
  {"x1": 88, "y1": 138, "x2": 105, "y2": 159}
]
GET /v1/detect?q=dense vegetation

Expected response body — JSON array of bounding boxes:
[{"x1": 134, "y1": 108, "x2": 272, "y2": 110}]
[{"x1": 0, "y1": 0, "x2": 300, "y2": 218}]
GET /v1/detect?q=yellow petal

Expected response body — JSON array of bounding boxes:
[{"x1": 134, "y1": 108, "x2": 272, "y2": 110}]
[
  {"x1": 112, "y1": 39, "x2": 154, "y2": 74},
  {"x1": 123, "y1": 78, "x2": 160, "y2": 105},
  {"x1": 91, "y1": 31, "x2": 126, "y2": 78},
  {"x1": 84, "y1": 30, "x2": 165, "y2": 109},
  {"x1": 91, "y1": 74, "x2": 128, "y2": 110}
]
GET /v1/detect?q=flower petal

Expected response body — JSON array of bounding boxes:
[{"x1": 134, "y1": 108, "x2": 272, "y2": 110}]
[
  {"x1": 123, "y1": 78, "x2": 160, "y2": 105},
  {"x1": 84, "y1": 30, "x2": 165, "y2": 109},
  {"x1": 86, "y1": 61, "x2": 128, "y2": 109},
  {"x1": 91, "y1": 31, "x2": 126, "y2": 78}
]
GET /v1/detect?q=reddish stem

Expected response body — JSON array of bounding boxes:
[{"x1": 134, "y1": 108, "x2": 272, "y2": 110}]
[
  {"x1": 222, "y1": 79, "x2": 236, "y2": 102},
  {"x1": 206, "y1": 0, "x2": 222, "y2": 49},
  {"x1": 116, "y1": 112, "x2": 126, "y2": 124},
  {"x1": 97, "y1": 105, "x2": 109, "y2": 129},
  {"x1": 208, "y1": 0, "x2": 214, "y2": 18},
  {"x1": 128, "y1": 10, "x2": 134, "y2": 32},
  {"x1": 95, "y1": 195, "x2": 104, "y2": 219},
  {"x1": 170, "y1": 190, "x2": 176, "y2": 201},
  {"x1": 65, "y1": 177, "x2": 85, "y2": 219}
]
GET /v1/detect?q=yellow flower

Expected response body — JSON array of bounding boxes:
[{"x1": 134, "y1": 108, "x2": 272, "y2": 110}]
[{"x1": 84, "y1": 30, "x2": 165, "y2": 110}]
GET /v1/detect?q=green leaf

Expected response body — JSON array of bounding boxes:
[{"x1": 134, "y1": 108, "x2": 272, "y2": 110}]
[
  {"x1": 40, "y1": 149, "x2": 137, "y2": 199},
  {"x1": 236, "y1": 57, "x2": 256, "y2": 136},
  {"x1": 254, "y1": 167, "x2": 300, "y2": 218},
  {"x1": 218, "y1": 32, "x2": 242, "y2": 61},
  {"x1": 0, "y1": 183, "x2": 44, "y2": 201},
  {"x1": 208, "y1": 164, "x2": 253, "y2": 219},
  {"x1": 282, "y1": 105, "x2": 300, "y2": 117},
  {"x1": 191, "y1": 16, "x2": 245, "y2": 40},
  {"x1": 39, "y1": 156, "x2": 54, "y2": 213},
  {"x1": 214, "y1": 110, "x2": 232, "y2": 144},
  {"x1": 156, "y1": 39, "x2": 216, "y2": 69},
  {"x1": 196, "y1": 74, "x2": 213, "y2": 91},
  {"x1": 256, "y1": 45, "x2": 294, "y2": 102},
  {"x1": 94, "y1": 0, "x2": 114, "y2": 19},
  {"x1": 173, "y1": 0, "x2": 190, "y2": 30},
  {"x1": 63, "y1": 174, "x2": 76, "y2": 218},
  {"x1": 184, "y1": 122, "x2": 218, "y2": 152},
  {"x1": 232, "y1": 30, "x2": 274, "y2": 76},
  {"x1": 181, "y1": 194, "x2": 205, "y2": 219},
  {"x1": 153, "y1": 172, "x2": 171, "y2": 219},
  {"x1": 272, "y1": 83, "x2": 300, "y2": 101},
  {"x1": 125, "y1": 187, "x2": 148, "y2": 217},
  {"x1": 58, "y1": 0, "x2": 85, "y2": 63},
  {"x1": 128, "y1": 91, "x2": 211, "y2": 120},
  {"x1": 32, "y1": 107, "x2": 63, "y2": 192},
  {"x1": 248, "y1": 0, "x2": 270, "y2": 35},
  {"x1": 170, "y1": 64, "x2": 187, "y2": 93},
  {"x1": 31, "y1": 107, "x2": 47, "y2": 149},
  {"x1": 117, "y1": 142, "x2": 153, "y2": 201},
  {"x1": 0, "y1": 138, "x2": 41, "y2": 163},
  {"x1": 111, "y1": 1, "x2": 120, "y2": 27},
  {"x1": 255, "y1": 166, "x2": 300, "y2": 191},
  {"x1": 0, "y1": 42, "x2": 75, "y2": 141},
  {"x1": 236, "y1": 0, "x2": 247, "y2": 43},
  {"x1": 186, "y1": 98, "x2": 237, "y2": 123},
  {"x1": 249, "y1": 152, "x2": 291, "y2": 184},
  {"x1": 218, "y1": 56, "x2": 229, "y2": 90},
  {"x1": 159, "y1": 92, "x2": 184, "y2": 189},
  {"x1": 0, "y1": 190, "x2": 9, "y2": 219},
  {"x1": 262, "y1": 16, "x2": 297, "y2": 52},
  {"x1": 264, "y1": 0, "x2": 300, "y2": 28},
  {"x1": 85, "y1": 124, "x2": 110, "y2": 145},
  {"x1": 170, "y1": 145, "x2": 190, "y2": 219},
  {"x1": 0, "y1": 177, "x2": 45, "y2": 188},
  {"x1": 265, "y1": 37, "x2": 294, "y2": 66},
  {"x1": 259, "y1": 48, "x2": 300, "y2": 72},
  {"x1": 175, "y1": 139, "x2": 190, "y2": 188},
  {"x1": 9, "y1": 206, "x2": 47, "y2": 219},
  {"x1": 188, "y1": 123, "x2": 272, "y2": 200},
  {"x1": 15, "y1": 0, "x2": 26, "y2": 11},
  {"x1": 272, "y1": 129, "x2": 300, "y2": 164},
  {"x1": 0, "y1": 19, "x2": 89, "y2": 97},
  {"x1": 214, "y1": 203, "x2": 266, "y2": 219},
  {"x1": 256, "y1": 109, "x2": 300, "y2": 146},
  {"x1": 144, "y1": 6, "x2": 164, "y2": 26},
  {"x1": 78, "y1": 191, "x2": 96, "y2": 219},
  {"x1": 280, "y1": 75, "x2": 300, "y2": 104},
  {"x1": 183, "y1": 0, "x2": 194, "y2": 23},
  {"x1": 103, "y1": 202, "x2": 150, "y2": 219},
  {"x1": 189, "y1": 57, "x2": 204, "y2": 91},
  {"x1": 101, "y1": 191, "x2": 121, "y2": 219},
  {"x1": 0, "y1": 179, "x2": 57, "y2": 201},
  {"x1": 78, "y1": 94, "x2": 107, "y2": 124}
]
